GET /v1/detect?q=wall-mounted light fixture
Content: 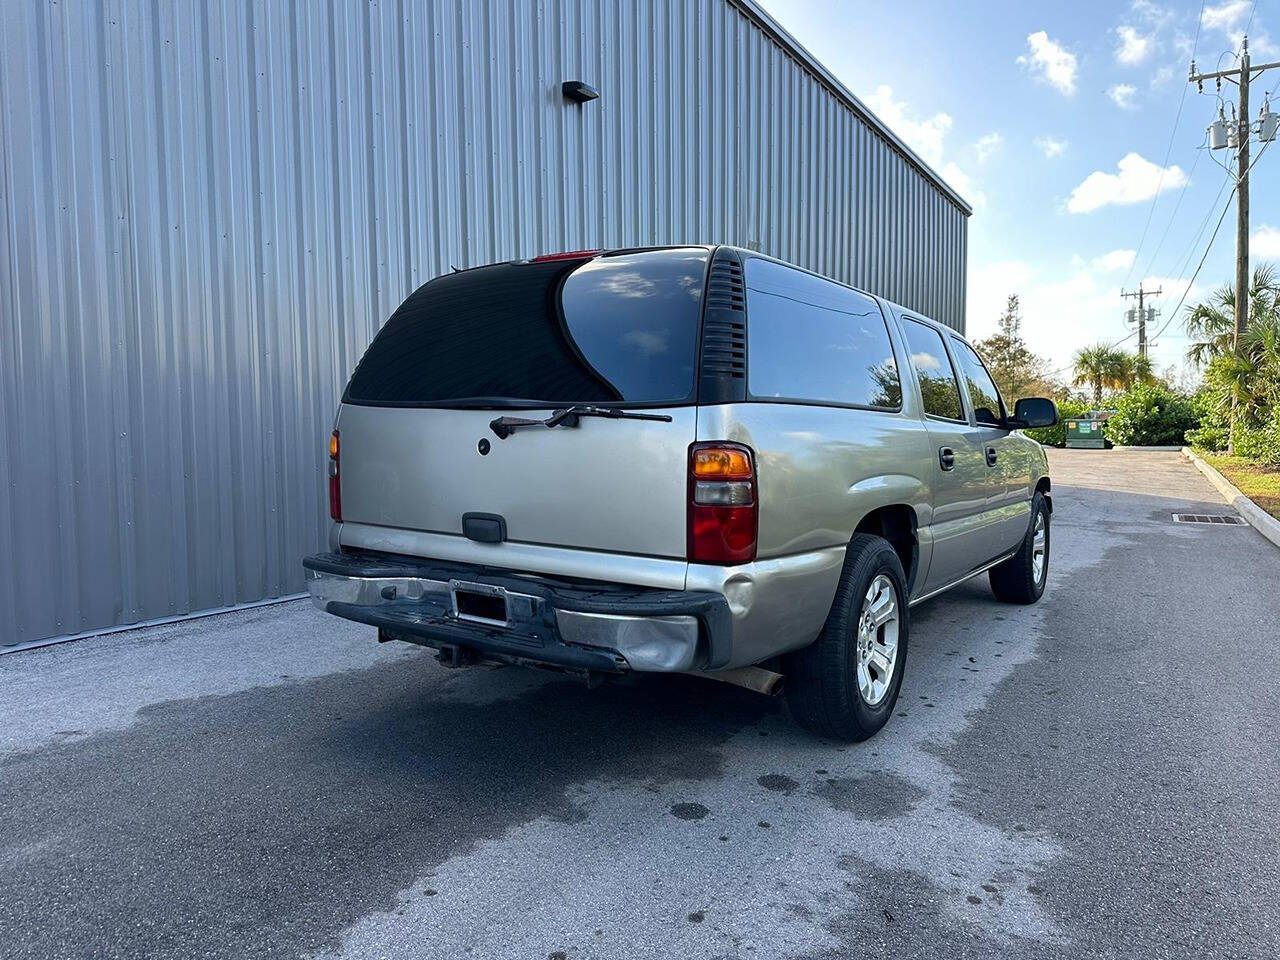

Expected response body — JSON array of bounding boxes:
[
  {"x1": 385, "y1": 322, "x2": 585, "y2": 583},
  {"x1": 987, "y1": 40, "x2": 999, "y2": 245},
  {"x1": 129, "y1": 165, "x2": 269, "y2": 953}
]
[{"x1": 561, "y1": 80, "x2": 599, "y2": 104}]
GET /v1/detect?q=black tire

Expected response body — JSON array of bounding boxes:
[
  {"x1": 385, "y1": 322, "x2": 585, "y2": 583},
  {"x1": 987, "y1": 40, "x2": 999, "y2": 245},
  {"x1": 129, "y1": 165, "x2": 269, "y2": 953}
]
[
  {"x1": 784, "y1": 534, "x2": 908, "y2": 741},
  {"x1": 988, "y1": 491, "x2": 1050, "y2": 604}
]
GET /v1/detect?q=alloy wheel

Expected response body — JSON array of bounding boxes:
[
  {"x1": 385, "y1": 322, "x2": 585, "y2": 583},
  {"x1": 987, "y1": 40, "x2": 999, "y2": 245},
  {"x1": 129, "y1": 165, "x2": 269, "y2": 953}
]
[{"x1": 855, "y1": 573, "x2": 900, "y2": 706}]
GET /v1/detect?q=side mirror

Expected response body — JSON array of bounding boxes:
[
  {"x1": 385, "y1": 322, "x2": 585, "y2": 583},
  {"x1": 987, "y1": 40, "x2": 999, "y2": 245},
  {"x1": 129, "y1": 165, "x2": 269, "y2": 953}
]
[{"x1": 1010, "y1": 397, "x2": 1058, "y2": 429}]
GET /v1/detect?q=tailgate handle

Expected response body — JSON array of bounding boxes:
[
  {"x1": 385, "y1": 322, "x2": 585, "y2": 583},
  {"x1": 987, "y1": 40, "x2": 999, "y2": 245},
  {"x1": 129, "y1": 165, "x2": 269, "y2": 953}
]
[{"x1": 462, "y1": 512, "x2": 507, "y2": 543}]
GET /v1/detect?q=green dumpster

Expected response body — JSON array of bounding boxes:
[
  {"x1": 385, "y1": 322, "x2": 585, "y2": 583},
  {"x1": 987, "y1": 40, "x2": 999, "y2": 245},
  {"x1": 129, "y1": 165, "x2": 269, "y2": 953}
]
[{"x1": 1065, "y1": 418, "x2": 1107, "y2": 449}]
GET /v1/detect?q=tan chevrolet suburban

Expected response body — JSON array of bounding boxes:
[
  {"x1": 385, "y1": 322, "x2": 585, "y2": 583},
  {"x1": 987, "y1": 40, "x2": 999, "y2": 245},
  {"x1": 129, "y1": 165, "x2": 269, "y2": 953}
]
[{"x1": 303, "y1": 246, "x2": 1056, "y2": 740}]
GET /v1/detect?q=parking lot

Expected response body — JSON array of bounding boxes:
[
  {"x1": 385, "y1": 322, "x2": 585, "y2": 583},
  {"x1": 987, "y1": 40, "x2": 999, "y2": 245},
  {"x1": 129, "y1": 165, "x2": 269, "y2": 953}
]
[{"x1": 3, "y1": 449, "x2": 1278, "y2": 960}]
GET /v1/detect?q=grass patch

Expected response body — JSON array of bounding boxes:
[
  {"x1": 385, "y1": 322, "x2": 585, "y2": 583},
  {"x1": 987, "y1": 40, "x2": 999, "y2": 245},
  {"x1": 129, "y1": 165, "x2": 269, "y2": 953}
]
[{"x1": 1202, "y1": 454, "x2": 1280, "y2": 521}]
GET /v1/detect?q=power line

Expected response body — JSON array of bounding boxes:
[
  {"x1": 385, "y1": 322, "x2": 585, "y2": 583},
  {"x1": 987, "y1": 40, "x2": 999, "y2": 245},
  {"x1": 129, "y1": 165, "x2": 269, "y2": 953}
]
[
  {"x1": 1121, "y1": 0, "x2": 1207, "y2": 290},
  {"x1": 1139, "y1": 143, "x2": 1203, "y2": 281},
  {"x1": 1145, "y1": 187, "x2": 1237, "y2": 346},
  {"x1": 1148, "y1": 130, "x2": 1277, "y2": 348},
  {"x1": 1161, "y1": 159, "x2": 1234, "y2": 282},
  {"x1": 1040, "y1": 177, "x2": 1238, "y2": 384}
]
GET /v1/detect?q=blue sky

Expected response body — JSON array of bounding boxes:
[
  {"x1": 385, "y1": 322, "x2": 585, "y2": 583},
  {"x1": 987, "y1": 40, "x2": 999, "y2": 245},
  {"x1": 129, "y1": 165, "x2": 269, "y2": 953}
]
[{"x1": 757, "y1": 0, "x2": 1280, "y2": 384}]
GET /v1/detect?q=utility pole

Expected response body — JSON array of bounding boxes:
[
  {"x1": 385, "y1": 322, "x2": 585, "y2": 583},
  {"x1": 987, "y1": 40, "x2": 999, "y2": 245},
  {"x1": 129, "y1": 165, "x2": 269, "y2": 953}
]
[
  {"x1": 1121, "y1": 286, "x2": 1161, "y2": 358},
  {"x1": 1236, "y1": 40, "x2": 1250, "y2": 349},
  {"x1": 1190, "y1": 38, "x2": 1279, "y2": 451},
  {"x1": 1190, "y1": 37, "x2": 1279, "y2": 347}
]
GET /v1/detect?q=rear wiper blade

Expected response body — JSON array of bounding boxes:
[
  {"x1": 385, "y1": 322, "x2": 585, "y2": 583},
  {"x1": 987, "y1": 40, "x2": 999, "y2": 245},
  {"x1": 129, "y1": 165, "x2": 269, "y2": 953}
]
[{"x1": 489, "y1": 405, "x2": 674, "y2": 439}]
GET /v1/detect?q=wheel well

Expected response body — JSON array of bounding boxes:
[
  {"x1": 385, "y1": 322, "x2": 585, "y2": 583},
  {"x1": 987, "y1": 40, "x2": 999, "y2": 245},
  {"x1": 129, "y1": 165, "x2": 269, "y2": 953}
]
[
  {"x1": 854, "y1": 505, "x2": 918, "y2": 590},
  {"x1": 1035, "y1": 476, "x2": 1052, "y2": 511}
]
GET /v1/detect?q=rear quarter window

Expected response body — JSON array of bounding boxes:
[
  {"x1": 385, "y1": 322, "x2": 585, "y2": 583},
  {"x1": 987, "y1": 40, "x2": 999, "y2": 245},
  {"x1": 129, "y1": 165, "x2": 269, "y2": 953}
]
[
  {"x1": 344, "y1": 248, "x2": 709, "y2": 406},
  {"x1": 743, "y1": 259, "x2": 901, "y2": 409}
]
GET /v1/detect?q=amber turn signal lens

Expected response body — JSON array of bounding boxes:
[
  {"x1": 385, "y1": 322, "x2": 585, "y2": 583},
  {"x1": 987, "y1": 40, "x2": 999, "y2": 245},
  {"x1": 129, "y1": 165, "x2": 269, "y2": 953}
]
[
  {"x1": 329, "y1": 431, "x2": 339, "y2": 459},
  {"x1": 691, "y1": 446, "x2": 753, "y2": 480}
]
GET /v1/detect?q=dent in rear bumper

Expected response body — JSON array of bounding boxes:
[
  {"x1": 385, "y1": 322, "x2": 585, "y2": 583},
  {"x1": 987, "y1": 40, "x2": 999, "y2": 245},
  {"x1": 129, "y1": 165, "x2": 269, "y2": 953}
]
[{"x1": 685, "y1": 546, "x2": 847, "y2": 668}]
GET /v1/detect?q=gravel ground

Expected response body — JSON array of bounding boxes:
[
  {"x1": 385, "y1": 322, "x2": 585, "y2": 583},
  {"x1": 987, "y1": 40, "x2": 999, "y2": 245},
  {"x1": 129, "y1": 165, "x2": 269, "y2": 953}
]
[{"x1": 2, "y1": 449, "x2": 1277, "y2": 960}]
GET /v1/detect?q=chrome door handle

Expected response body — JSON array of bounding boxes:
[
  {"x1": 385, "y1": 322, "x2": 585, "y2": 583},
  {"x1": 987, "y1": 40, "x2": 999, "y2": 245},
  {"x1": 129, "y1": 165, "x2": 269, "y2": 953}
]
[
  {"x1": 939, "y1": 447, "x2": 955, "y2": 471},
  {"x1": 985, "y1": 446, "x2": 998, "y2": 466}
]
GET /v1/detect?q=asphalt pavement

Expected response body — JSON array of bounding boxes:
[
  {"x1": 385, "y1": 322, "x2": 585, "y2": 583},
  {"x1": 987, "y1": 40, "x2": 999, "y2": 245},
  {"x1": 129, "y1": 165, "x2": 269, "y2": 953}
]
[{"x1": 3, "y1": 449, "x2": 1278, "y2": 960}]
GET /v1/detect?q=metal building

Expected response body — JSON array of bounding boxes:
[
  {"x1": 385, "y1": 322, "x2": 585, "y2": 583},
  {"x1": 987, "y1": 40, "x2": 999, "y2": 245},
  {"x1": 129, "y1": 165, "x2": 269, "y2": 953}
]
[{"x1": 0, "y1": 0, "x2": 970, "y2": 649}]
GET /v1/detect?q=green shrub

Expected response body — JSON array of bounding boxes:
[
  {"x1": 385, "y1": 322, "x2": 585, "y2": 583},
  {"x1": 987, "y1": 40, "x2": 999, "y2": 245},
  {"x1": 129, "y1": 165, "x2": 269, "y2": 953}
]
[
  {"x1": 1185, "y1": 424, "x2": 1230, "y2": 450},
  {"x1": 1105, "y1": 383, "x2": 1199, "y2": 447},
  {"x1": 1233, "y1": 410, "x2": 1280, "y2": 466},
  {"x1": 1024, "y1": 397, "x2": 1089, "y2": 447},
  {"x1": 1184, "y1": 385, "x2": 1230, "y2": 450}
]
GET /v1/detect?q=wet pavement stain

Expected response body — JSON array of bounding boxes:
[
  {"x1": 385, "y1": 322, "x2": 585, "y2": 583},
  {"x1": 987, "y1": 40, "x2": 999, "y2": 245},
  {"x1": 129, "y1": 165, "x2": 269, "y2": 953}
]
[
  {"x1": 757, "y1": 773, "x2": 800, "y2": 794},
  {"x1": 796, "y1": 856, "x2": 1057, "y2": 960},
  {"x1": 670, "y1": 802, "x2": 710, "y2": 821},
  {"x1": 0, "y1": 662, "x2": 770, "y2": 960},
  {"x1": 812, "y1": 773, "x2": 926, "y2": 821}
]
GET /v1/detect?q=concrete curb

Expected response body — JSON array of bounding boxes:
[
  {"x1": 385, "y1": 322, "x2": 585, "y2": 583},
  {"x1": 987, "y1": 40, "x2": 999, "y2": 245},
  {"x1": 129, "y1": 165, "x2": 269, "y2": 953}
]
[
  {"x1": 1181, "y1": 447, "x2": 1280, "y2": 550},
  {"x1": 1112, "y1": 445, "x2": 1184, "y2": 451}
]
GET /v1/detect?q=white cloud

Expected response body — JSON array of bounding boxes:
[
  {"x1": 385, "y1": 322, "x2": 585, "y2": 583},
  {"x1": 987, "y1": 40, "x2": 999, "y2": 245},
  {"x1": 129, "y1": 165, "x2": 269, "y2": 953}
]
[
  {"x1": 1131, "y1": 0, "x2": 1175, "y2": 26},
  {"x1": 1108, "y1": 83, "x2": 1138, "y2": 109},
  {"x1": 1201, "y1": 1, "x2": 1278, "y2": 57},
  {"x1": 1090, "y1": 249, "x2": 1138, "y2": 272},
  {"x1": 862, "y1": 85, "x2": 984, "y2": 209},
  {"x1": 1034, "y1": 136, "x2": 1068, "y2": 158},
  {"x1": 1149, "y1": 64, "x2": 1176, "y2": 88},
  {"x1": 1067, "y1": 152, "x2": 1187, "y2": 214},
  {"x1": 1254, "y1": 225, "x2": 1280, "y2": 259},
  {"x1": 940, "y1": 162, "x2": 986, "y2": 211},
  {"x1": 862, "y1": 84, "x2": 951, "y2": 166},
  {"x1": 1017, "y1": 31, "x2": 1078, "y2": 95},
  {"x1": 1115, "y1": 25, "x2": 1154, "y2": 64},
  {"x1": 974, "y1": 132, "x2": 1003, "y2": 164},
  {"x1": 1201, "y1": 0, "x2": 1250, "y2": 33}
]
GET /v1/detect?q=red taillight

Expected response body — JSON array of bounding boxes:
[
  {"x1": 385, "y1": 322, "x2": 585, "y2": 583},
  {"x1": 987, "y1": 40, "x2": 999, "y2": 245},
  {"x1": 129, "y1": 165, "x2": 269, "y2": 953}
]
[
  {"x1": 530, "y1": 249, "x2": 602, "y2": 262},
  {"x1": 688, "y1": 442, "x2": 757, "y2": 565},
  {"x1": 328, "y1": 430, "x2": 342, "y2": 522}
]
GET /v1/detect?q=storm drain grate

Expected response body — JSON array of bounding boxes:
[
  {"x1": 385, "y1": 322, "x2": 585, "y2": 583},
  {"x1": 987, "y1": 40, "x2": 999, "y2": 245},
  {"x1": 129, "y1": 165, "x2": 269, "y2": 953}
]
[{"x1": 1172, "y1": 513, "x2": 1248, "y2": 525}]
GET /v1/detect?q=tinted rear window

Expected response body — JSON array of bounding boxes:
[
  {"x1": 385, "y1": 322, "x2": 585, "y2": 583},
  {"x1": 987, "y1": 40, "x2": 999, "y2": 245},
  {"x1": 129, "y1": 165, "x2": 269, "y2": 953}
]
[
  {"x1": 744, "y1": 259, "x2": 901, "y2": 409},
  {"x1": 345, "y1": 248, "x2": 709, "y2": 406}
]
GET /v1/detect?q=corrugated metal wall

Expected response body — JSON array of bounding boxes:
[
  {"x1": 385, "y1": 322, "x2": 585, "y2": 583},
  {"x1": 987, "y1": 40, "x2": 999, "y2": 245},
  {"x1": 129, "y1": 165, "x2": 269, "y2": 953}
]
[{"x1": 0, "y1": 0, "x2": 969, "y2": 647}]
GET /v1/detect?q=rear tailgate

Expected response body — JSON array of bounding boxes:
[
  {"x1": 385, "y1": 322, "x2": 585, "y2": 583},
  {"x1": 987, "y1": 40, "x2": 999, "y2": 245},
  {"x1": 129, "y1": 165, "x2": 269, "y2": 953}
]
[
  {"x1": 338, "y1": 402, "x2": 695, "y2": 558},
  {"x1": 334, "y1": 247, "x2": 710, "y2": 575}
]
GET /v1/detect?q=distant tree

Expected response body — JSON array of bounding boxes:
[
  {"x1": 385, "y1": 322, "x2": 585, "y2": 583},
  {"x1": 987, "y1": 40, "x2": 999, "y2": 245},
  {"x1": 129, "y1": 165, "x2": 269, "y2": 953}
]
[
  {"x1": 973, "y1": 295, "x2": 1050, "y2": 401},
  {"x1": 1072, "y1": 343, "x2": 1129, "y2": 407},
  {"x1": 1184, "y1": 264, "x2": 1280, "y2": 366},
  {"x1": 1183, "y1": 264, "x2": 1280, "y2": 452},
  {"x1": 1115, "y1": 351, "x2": 1157, "y2": 389}
]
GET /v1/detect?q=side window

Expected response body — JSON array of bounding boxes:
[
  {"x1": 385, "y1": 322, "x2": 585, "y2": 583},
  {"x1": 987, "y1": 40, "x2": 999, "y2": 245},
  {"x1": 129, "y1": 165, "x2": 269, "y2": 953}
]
[
  {"x1": 951, "y1": 337, "x2": 1006, "y2": 427},
  {"x1": 902, "y1": 319, "x2": 965, "y2": 421},
  {"x1": 745, "y1": 259, "x2": 901, "y2": 409}
]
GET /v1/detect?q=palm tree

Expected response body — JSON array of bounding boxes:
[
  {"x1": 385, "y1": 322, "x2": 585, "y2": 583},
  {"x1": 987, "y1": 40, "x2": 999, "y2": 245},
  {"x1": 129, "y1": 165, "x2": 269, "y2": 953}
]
[
  {"x1": 1208, "y1": 311, "x2": 1280, "y2": 425},
  {"x1": 1118, "y1": 352, "x2": 1155, "y2": 388},
  {"x1": 1185, "y1": 264, "x2": 1280, "y2": 366},
  {"x1": 1072, "y1": 344, "x2": 1128, "y2": 406}
]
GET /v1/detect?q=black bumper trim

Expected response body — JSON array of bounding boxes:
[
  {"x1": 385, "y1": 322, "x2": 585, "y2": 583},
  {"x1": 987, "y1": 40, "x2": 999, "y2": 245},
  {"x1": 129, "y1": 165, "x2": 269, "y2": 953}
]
[{"x1": 302, "y1": 551, "x2": 734, "y2": 669}]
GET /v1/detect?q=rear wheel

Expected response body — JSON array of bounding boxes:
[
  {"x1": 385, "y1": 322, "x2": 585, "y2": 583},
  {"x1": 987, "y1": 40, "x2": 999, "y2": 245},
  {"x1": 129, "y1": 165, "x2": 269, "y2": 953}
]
[
  {"x1": 785, "y1": 534, "x2": 908, "y2": 741},
  {"x1": 988, "y1": 492, "x2": 1049, "y2": 604}
]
